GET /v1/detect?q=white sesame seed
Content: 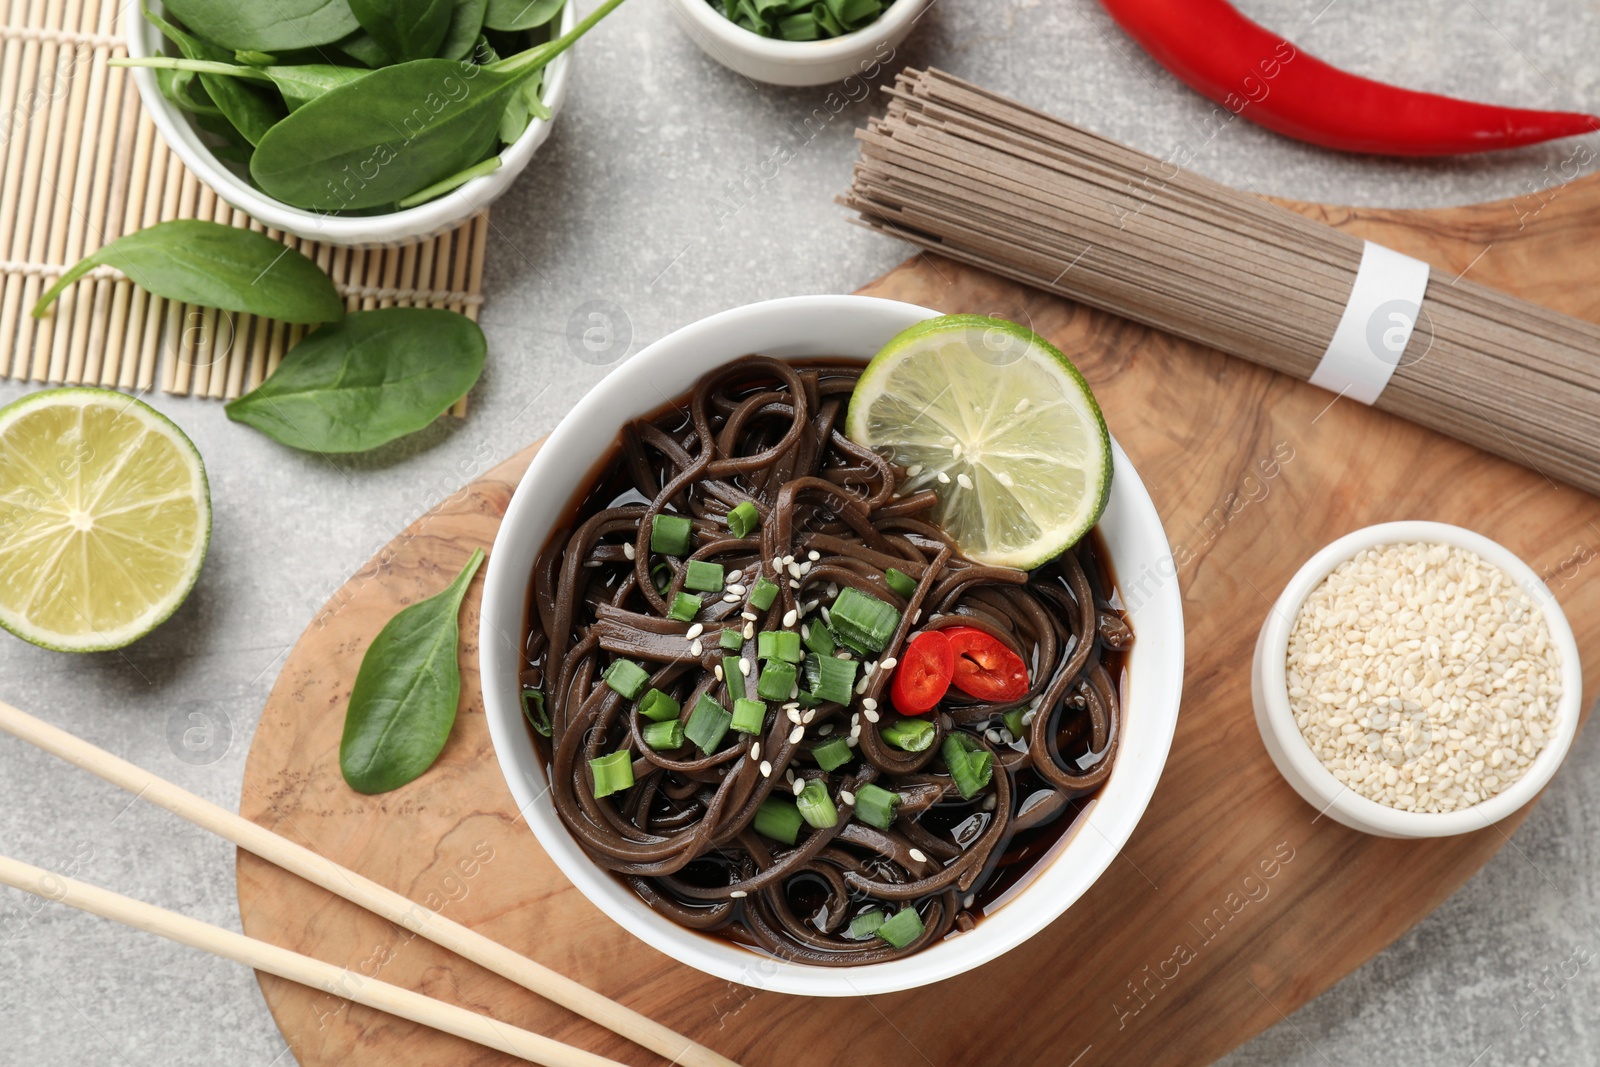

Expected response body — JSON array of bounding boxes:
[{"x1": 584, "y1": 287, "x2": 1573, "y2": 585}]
[
  {"x1": 802, "y1": 709, "x2": 816, "y2": 724},
  {"x1": 908, "y1": 848, "x2": 928, "y2": 863},
  {"x1": 952, "y1": 443, "x2": 963, "y2": 460},
  {"x1": 808, "y1": 550, "x2": 820, "y2": 561},
  {"x1": 936, "y1": 471, "x2": 951, "y2": 484},
  {"x1": 750, "y1": 741, "x2": 761, "y2": 760},
  {"x1": 804, "y1": 599, "x2": 820, "y2": 614},
  {"x1": 912, "y1": 609, "x2": 922, "y2": 624},
  {"x1": 785, "y1": 768, "x2": 796, "y2": 783},
  {"x1": 686, "y1": 623, "x2": 704, "y2": 640},
  {"x1": 788, "y1": 561, "x2": 803, "y2": 579},
  {"x1": 727, "y1": 569, "x2": 743, "y2": 583},
  {"x1": 783, "y1": 554, "x2": 795, "y2": 567},
  {"x1": 723, "y1": 593, "x2": 740, "y2": 603},
  {"x1": 714, "y1": 664, "x2": 724, "y2": 681},
  {"x1": 982, "y1": 794, "x2": 997, "y2": 811},
  {"x1": 862, "y1": 697, "x2": 878, "y2": 711},
  {"x1": 880, "y1": 657, "x2": 898, "y2": 670},
  {"x1": 839, "y1": 790, "x2": 856, "y2": 805},
  {"x1": 789, "y1": 579, "x2": 801, "y2": 589},
  {"x1": 727, "y1": 583, "x2": 747, "y2": 595},
  {"x1": 689, "y1": 639, "x2": 703, "y2": 656},
  {"x1": 855, "y1": 676, "x2": 870, "y2": 695},
  {"x1": 1014, "y1": 397, "x2": 1030, "y2": 413},
  {"x1": 623, "y1": 542, "x2": 636, "y2": 560},
  {"x1": 739, "y1": 657, "x2": 751, "y2": 677},
  {"x1": 789, "y1": 726, "x2": 805, "y2": 744},
  {"x1": 846, "y1": 735, "x2": 859, "y2": 747},
  {"x1": 985, "y1": 728, "x2": 1004, "y2": 744},
  {"x1": 820, "y1": 605, "x2": 832, "y2": 625},
  {"x1": 787, "y1": 708, "x2": 802, "y2": 724},
  {"x1": 743, "y1": 622, "x2": 755, "y2": 639},
  {"x1": 818, "y1": 723, "x2": 834, "y2": 736},
  {"x1": 783, "y1": 609, "x2": 798, "y2": 628},
  {"x1": 801, "y1": 624, "x2": 811, "y2": 640},
  {"x1": 963, "y1": 893, "x2": 976, "y2": 908},
  {"x1": 772, "y1": 555, "x2": 783, "y2": 570},
  {"x1": 730, "y1": 890, "x2": 748, "y2": 898},
  {"x1": 782, "y1": 701, "x2": 801, "y2": 711},
  {"x1": 939, "y1": 435, "x2": 954, "y2": 445},
  {"x1": 792, "y1": 778, "x2": 806, "y2": 797},
  {"x1": 956, "y1": 473, "x2": 974, "y2": 490},
  {"x1": 760, "y1": 760, "x2": 772, "y2": 777},
  {"x1": 742, "y1": 611, "x2": 758, "y2": 622},
  {"x1": 906, "y1": 464, "x2": 922, "y2": 477},
  {"x1": 863, "y1": 708, "x2": 881, "y2": 723},
  {"x1": 850, "y1": 724, "x2": 862, "y2": 739}
]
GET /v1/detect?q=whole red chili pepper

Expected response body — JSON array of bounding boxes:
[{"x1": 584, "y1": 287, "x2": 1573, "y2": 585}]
[{"x1": 1097, "y1": 0, "x2": 1599, "y2": 155}]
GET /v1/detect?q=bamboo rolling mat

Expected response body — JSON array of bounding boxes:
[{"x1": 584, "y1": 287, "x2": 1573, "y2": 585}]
[{"x1": 0, "y1": 0, "x2": 490, "y2": 405}]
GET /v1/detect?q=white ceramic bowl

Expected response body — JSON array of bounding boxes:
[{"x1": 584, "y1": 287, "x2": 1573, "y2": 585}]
[
  {"x1": 1252, "y1": 520, "x2": 1582, "y2": 839},
  {"x1": 479, "y1": 295, "x2": 1186, "y2": 996},
  {"x1": 666, "y1": 0, "x2": 929, "y2": 86},
  {"x1": 126, "y1": 2, "x2": 575, "y2": 246}
]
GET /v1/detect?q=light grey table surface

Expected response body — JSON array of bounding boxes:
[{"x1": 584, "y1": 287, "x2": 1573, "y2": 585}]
[{"x1": 2, "y1": 1, "x2": 1597, "y2": 1064}]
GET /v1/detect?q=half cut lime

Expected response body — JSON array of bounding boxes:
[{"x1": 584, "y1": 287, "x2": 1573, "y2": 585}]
[
  {"x1": 0, "y1": 389, "x2": 211, "y2": 652},
  {"x1": 845, "y1": 315, "x2": 1112, "y2": 570}
]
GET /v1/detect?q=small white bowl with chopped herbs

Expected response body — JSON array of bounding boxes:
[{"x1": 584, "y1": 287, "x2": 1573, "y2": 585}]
[
  {"x1": 1252, "y1": 521, "x2": 1583, "y2": 838},
  {"x1": 667, "y1": 0, "x2": 930, "y2": 86}
]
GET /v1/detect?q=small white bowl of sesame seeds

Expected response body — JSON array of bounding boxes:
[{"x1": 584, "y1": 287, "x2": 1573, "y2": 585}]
[{"x1": 1252, "y1": 521, "x2": 1582, "y2": 839}]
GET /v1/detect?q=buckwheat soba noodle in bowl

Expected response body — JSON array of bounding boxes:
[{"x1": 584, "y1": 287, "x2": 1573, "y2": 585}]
[{"x1": 479, "y1": 296, "x2": 1184, "y2": 996}]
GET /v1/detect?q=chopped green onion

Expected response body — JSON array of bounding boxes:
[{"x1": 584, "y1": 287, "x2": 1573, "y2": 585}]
[
  {"x1": 852, "y1": 782, "x2": 899, "y2": 829},
  {"x1": 719, "y1": 628, "x2": 743, "y2": 652},
  {"x1": 810, "y1": 736, "x2": 852, "y2": 771},
  {"x1": 667, "y1": 591, "x2": 703, "y2": 622},
  {"x1": 884, "y1": 567, "x2": 918, "y2": 599},
  {"x1": 603, "y1": 658, "x2": 650, "y2": 699},
  {"x1": 747, "y1": 576, "x2": 779, "y2": 611},
  {"x1": 803, "y1": 653, "x2": 858, "y2": 706},
  {"x1": 589, "y1": 751, "x2": 634, "y2": 798},
  {"x1": 753, "y1": 796, "x2": 803, "y2": 845},
  {"x1": 777, "y1": 10, "x2": 820, "y2": 38},
  {"x1": 685, "y1": 694, "x2": 732, "y2": 753},
  {"x1": 650, "y1": 561, "x2": 672, "y2": 595},
  {"x1": 684, "y1": 560, "x2": 725, "y2": 592},
  {"x1": 829, "y1": 587, "x2": 901, "y2": 655},
  {"x1": 881, "y1": 716, "x2": 936, "y2": 753},
  {"x1": 756, "y1": 660, "x2": 797, "y2": 701},
  {"x1": 726, "y1": 501, "x2": 761, "y2": 539},
  {"x1": 650, "y1": 513, "x2": 693, "y2": 556},
  {"x1": 757, "y1": 630, "x2": 803, "y2": 663},
  {"x1": 637, "y1": 688, "x2": 681, "y2": 723},
  {"x1": 847, "y1": 909, "x2": 886, "y2": 940},
  {"x1": 796, "y1": 778, "x2": 838, "y2": 829},
  {"x1": 723, "y1": 656, "x2": 746, "y2": 699},
  {"x1": 642, "y1": 719, "x2": 685, "y2": 750},
  {"x1": 876, "y1": 906, "x2": 925, "y2": 948},
  {"x1": 804, "y1": 620, "x2": 834, "y2": 656},
  {"x1": 731, "y1": 697, "x2": 767, "y2": 734},
  {"x1": 943, "y1": 734, "x2": 994, "y2": 799},
  {"x1": 520, "y1": 688, "x2": 551, "y2": 737},
  {"x1": 1002, "y1": 707, "x2": 1026, "y2": 739}
]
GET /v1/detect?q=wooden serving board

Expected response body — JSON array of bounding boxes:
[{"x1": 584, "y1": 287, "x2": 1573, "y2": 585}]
[{"x1": 239, "y1": 176, "x2": 1600, "y2": 1066}]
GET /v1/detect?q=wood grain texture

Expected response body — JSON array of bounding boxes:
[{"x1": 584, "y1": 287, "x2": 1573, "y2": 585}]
[{"x1": 238, "y1": 177, "x2": 1600, "y2": 1067}]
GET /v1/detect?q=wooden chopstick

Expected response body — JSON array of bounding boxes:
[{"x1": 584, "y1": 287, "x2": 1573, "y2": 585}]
[
  {"x1": 0, "y1": 701, "x2": 741, "y2": 1067},
  {"x1": 0, "y1": 852, "x2": 621, "y2": 1067}
]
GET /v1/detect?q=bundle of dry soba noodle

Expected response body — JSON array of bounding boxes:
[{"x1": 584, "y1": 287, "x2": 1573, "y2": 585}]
[{"x1": 843, "y1": 68, "x2": 1600, "y2": 496}]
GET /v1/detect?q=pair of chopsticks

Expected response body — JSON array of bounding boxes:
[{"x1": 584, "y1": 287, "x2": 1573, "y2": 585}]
[{"x1": 0, "y1": 700, "x2": 740, "y2": 1067}]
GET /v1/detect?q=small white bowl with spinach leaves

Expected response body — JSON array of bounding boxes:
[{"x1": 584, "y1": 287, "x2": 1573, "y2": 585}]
[
  {"x1": 667, "y1": 0, "x2": 928, "y2": 86},
  {"x1": 123, "y1": 0, "x2": 607, "y2": 245}
]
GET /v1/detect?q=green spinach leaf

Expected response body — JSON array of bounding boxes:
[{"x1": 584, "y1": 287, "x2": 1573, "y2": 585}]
[
  {"x1": 438, "y1": 0, "x2": 489, "y2": 60},
  {"x1": 339, "y1": 548, "x2": 485, "y2": 794},
  {"x1": 248, "y1": 0, "x2": 623, "y2": 211},
  {"x1": 224, "y1": 307, "x2": 485, "y2": 453},
  {"x1": 144, "y1": 4, "x2": 284, "y2": 146},
  {"x1": 483, "y1": 0, "x2": 563, "y2": 31},
  {"x1": 336, "y1": 28, "x2": 395, "y2": 67},
  {"x1": 349, "y1": 0, "x2": 452, "y2": 62},
  {"x1": 160, "y1": 0, "x2": 361, "y2": 53},
  {"x1": 113, "y1": 56, "x2": 371, "y2": 112},
  {"x1": 32, "y1": 220, "x2": 344, "y2": 322}
]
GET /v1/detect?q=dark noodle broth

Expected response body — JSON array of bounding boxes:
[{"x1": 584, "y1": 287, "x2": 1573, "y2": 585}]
[{"x1": 521, "y1": 357, "x2": 1131, "y2": 965}]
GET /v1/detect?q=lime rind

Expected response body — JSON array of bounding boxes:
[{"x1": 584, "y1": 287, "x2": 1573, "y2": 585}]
[
  {"x1": 845, "y1": 316, "x2": 1112, "y2": 570},
  {"x1": 0, "y1": 388, "x2": 211, "y2": 652}
]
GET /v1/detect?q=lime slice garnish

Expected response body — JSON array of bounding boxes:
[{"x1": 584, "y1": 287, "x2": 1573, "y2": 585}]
[
  {"x1": 0, "y1": 389, "x2": 211, "y2": 652},
  {"x1": 845, "y1": 315, "x2": 1112, "y2": 570}
]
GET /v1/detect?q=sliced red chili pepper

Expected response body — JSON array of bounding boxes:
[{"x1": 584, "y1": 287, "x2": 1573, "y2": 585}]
[
  {"x1": 889, "y1": 631, "x2": 955, "y2": 715},
  {"x1": 1098, "y1": 0, "x2": 1599, "y2": 155},
  {"x1": 943, "y1": 626, "x2": 1030, "y2": 702}
]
